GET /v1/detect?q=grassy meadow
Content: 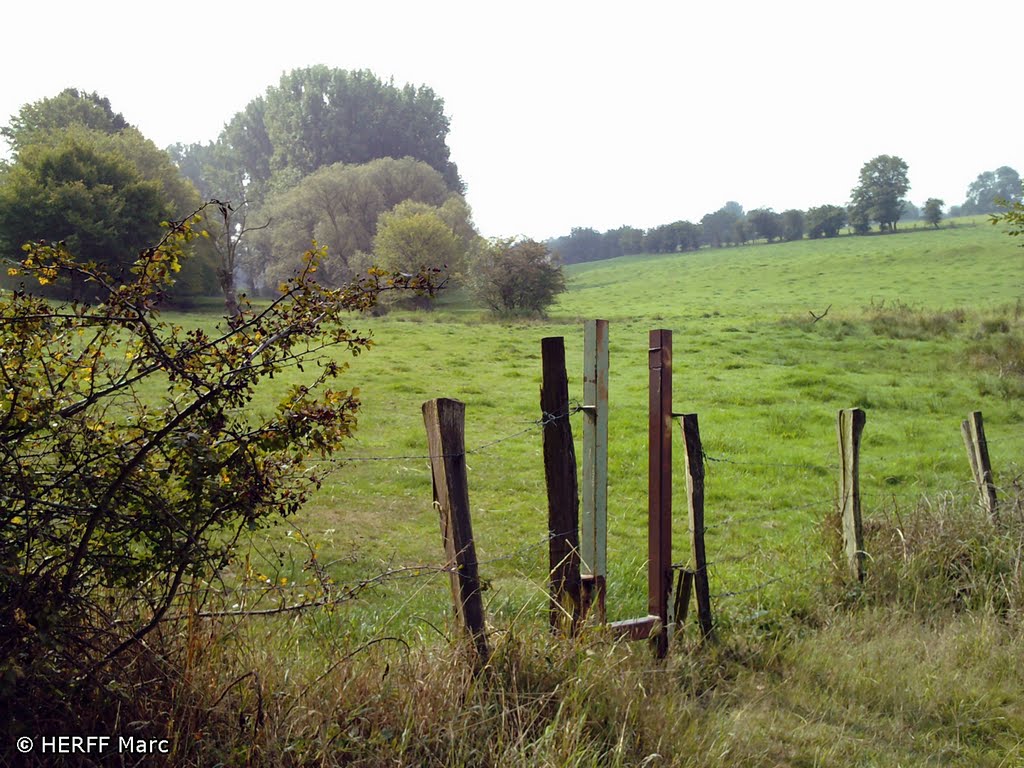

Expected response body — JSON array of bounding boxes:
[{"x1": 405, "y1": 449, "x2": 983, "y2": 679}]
[
  {"x1": 48, "y1": 219, "x2": 1024, "y2": 766},
  {"x1": 239, "y1": 218, "x2": 1024, "y2": 632}
]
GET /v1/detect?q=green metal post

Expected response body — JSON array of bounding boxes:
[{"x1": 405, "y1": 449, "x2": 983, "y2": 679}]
[{"x1": 581, "y1": 319, "x2": 609, "y2": 621}]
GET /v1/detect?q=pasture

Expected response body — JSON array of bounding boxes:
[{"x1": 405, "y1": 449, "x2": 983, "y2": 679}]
[
  {"x1": 237, "y1": 219, "x2": 1024, "y2": 631},
  {"x1": 157, "y1": 219, "x2": 1024, "y2": 766}
]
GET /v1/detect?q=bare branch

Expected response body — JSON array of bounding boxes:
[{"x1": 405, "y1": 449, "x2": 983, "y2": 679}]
[{"x1": 809, "y1": 304, "x2": 832, "y2": 323}]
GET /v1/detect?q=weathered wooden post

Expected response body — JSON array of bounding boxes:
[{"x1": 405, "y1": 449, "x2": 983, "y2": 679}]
[
  {"x1": 671, "y1": 569, "x2": 695, "y2": 630},
  {"x1": 837, "y1": 408, "x2": 867, "y2": 582},
  {"x1": 680, "y1": 413, "x2": 714, "y2": 640},
  {"x1": 540, "y1": 337, "x2": 582, "y2": 635},
  {"x1": 580, "y1": 319, "x2": 609, "y2": 622},
  {"x1": 961, "y1": 410, "x2": 998, "y2": 522},
  {"x1": 422, "y1": 398, "x2": 489, "y2": 665},
  {"x1": 648, "y1": 329, "x2": 673, "y2": 658}
]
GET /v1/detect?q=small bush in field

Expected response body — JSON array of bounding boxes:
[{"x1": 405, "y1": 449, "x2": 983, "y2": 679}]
[{"x1": 470, "y1": 238, "x2": 566, "y2": 317}]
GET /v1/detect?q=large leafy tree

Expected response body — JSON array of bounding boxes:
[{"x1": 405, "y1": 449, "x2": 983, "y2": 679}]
[
  {"x1": 0, "y1": 91, "x2": 212, "y2": 300},
  {"x1": 365, "y1": 200, "x2": 469, "y2": 308},
  {"x1": 0, "y1": 126, "x2": 211, "y2": 299},
  {"x1": 782, "y1": 209, "x2": 805, "y2": 242},
  {"x1": 850, "y1": 154, "x2": 910, "y2": 232},
  {"x1": 748, "y1": 208, "x2": 783, "y2": 243},
  {"x1": 806, "y1": 205, "x2": 847, "y2": 238},
  {"x1": 701, "y1": 203, "x2": 744, "y2": 248},
  {"x1": 962, "y1": 166, "x2": 1022, "y2": 215},
  {"x1": 0, "y1": 88, "x2": 129, "y2": 155},
  {"x1": 923, "y1": 198, "x2": 944, "y2": 228},
  {"x1": 255, "y1": 157, "x2": 469, "y2": 290},
  {"x1": 178, "y1": 66, "x2": 462, "y2": 205}
]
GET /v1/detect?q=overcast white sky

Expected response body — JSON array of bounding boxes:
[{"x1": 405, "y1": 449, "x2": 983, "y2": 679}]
[{"x1": 2, "y1": 1, "x2": 1021, "y2": 240}]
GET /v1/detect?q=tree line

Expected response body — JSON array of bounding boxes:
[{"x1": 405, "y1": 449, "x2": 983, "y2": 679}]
[
  {"x1": 0, "y1": 71, "x2": 566, "y2": 316},
  {"x1": 2, "y1": 78, "x2": 1021, "y2": 315},
  {"x1": 548, "y1": 157, "x2": 1023, "y2": 265}
]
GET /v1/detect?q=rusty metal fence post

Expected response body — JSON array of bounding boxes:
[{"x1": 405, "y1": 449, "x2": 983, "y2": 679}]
[{"x1": 648, "y1": 329, "x2": 673, "y2": 658}]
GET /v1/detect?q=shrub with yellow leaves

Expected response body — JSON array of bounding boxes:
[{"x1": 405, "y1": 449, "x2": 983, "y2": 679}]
[{"x1": 0, "y1": 203, "x2": 440, "y2": 729}]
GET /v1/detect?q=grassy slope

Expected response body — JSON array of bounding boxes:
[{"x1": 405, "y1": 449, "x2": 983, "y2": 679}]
[
  {"x1": 253, "y1": 220, "x2": 1024, "y2": 626},
  {"x1": 165, "y1": 220, "x2": 1024, "y2": 765}
]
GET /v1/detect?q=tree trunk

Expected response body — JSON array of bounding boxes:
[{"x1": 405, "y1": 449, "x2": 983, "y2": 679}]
[{"x1": 218, "y1": 268, "x2": 240, "y2": 322}]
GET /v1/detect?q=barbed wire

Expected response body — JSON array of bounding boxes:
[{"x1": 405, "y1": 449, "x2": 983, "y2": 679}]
[
  {"x1": 159, "y1": 526, "x2": 584, "y2": 623},
  {"x1": 701, "y1": 449, "x2": 836, "y2": 474},
  {"x1": 313, "y1": 404, "x2": 584, "y2": 466},
  {"x1": 710, "y1": 563, "x2": 823, "y2": 600},
  {"x1": 178, "y1": 398, "x2": 1021, "y2": 629},
  {"x1": 704, "y1": 503, "x2": 827, "y2": 531}
]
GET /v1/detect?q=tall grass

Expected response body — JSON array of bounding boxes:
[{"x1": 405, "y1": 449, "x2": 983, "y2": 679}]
[{"x1": 8, "y1": 482, "x2": 1024, "y2": 767}]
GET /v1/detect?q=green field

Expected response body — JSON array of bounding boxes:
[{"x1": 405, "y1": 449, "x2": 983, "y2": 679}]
[
  {"x1": 234, "y1": 220, "x2": 1023, "y2": 630},
  {"x1": 122, "y1": 220, "x2": 1024, "y2": 766}
]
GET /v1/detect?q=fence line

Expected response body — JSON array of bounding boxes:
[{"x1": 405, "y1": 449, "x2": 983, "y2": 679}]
[
  {"x1": 710, "y1": 563, "x2": 823, "y2": 601},
  {"x1": 312, "y1": 406, "x2": 584, "y2": 466},
  {"x1": 701, "y1": 450, "x2": 837, "y2": 474},
  {"x1": 704, "y1": 505, "x2": 827, "y2": 530}
]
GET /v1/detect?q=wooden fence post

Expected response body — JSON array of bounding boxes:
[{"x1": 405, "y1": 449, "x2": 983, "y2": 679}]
[
  {"x1": 961, "y1": 410, "x2": 998, "y2": 521},
  {"x1": 422, "y1": 398, "x2": 489, "y2": 665},
  {"x1": 648, "y1": 329, "x2": 673, "y2": 658},
  {"x1": 680, "y1": 413, "x2": 714, "y2": 640},
  {"x1": 581, "y1": 319, "x2": 609, "y2": 622},
  {"x1": 837, "y1": 408, "x2": 867, "y2": 582},
  {"x1": 541, "y1": 337, "x2": 582, "y2": 635}
]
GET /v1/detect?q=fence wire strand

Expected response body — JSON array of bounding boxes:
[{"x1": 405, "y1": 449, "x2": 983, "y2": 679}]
[
  {"x1": 195, "y1": 394, "x2": 1022, "y2": 634},
  {"x1": 316, "y1": 405, "x2": 583, "y2": 467}
]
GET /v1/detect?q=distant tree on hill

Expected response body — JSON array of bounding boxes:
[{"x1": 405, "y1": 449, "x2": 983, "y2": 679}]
[
  {"x1": 923, "y1": 198, "x2": 944, "y2": 228},
  {"x1": 549, "y1": 228, "x2": 606, "y2": 264},
  {"x1": 747, "y1": 208, "x2": 783, "y2": 243},
  {"x1": 806, "y1": 205, "x2": 847, "y2": 238},
  {"x1": 782, "y1": 209, "x2": 805, "y2": 241},
  {"x1": 547, "y1": 226, "x2": 639, "y2": 264},
  {"x1": 961, "y1": 166, "x2": 1022, "y2": 214},
  {"x1": 643, "y1": 220, "x2": 701, "y2": 253},
  {"x1": 678, "y1": 220, "x2": 703, "y2": 251},
  {"x1": 609, "y1": 225, "x2": 645, "y2": 255},
  {"x1": 850, "y1": 154, "x2": 910, "y2": 232},
  {"x1": 701, "y1": 203, "x2": 744, "y2": 248},
  {"x1": 847, "y1": 202, "x2": 872, "y2": 234},
  {"x1": 641, "y1": 224, "x2": 670, "y2": 253},
  {"x1": 471, "y1": 238, "x2": 565, "y2": 316},
  {"x1": 734, "y1": 219, "x2": 753, "y2": 245}
]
